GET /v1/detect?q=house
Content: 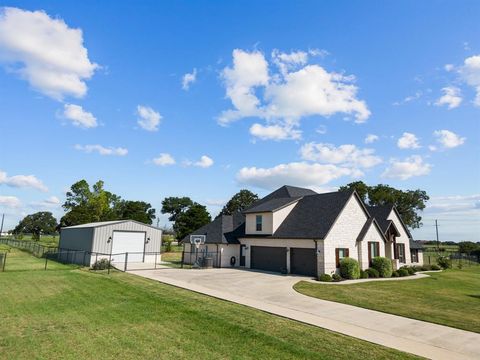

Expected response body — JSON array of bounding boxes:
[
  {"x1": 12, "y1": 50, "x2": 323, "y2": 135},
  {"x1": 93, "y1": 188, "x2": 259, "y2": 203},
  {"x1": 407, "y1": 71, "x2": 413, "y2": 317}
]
[
  {"x1": 59, "y1": 220, "x2": 162, "y2": 266},
  {"x1": 183, "y1": 185, "x2": 423, "y2": 277}
]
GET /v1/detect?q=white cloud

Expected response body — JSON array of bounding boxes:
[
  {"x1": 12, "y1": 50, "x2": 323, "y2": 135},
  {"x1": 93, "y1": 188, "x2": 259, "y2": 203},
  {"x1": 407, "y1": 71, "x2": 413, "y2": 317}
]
[
  {"x1": 382, "y1": 155, "x2": 432, "y2": 180},
  {"x1": 136, "y1": 105, "x2": 161, "y2": 131},
  {"x1": 63, "y1": 104, "x2": 97, "y2": 128},
  {"x1": 364, "y1": 134, "x2": 379, "y2": 144},
  {"x1": 219, "y1": 49, "x2": 370, "y2": 140},
  {"x1": 237, "y1": 162, "x2": 359, "y2": 190},
  {"x1": 397, "y1": 132, "x2": 421, "y2": 149},
  {"x1": 433, "y1": 130, "x2": 466, "y2": 149},
  {"x1": 31, "y1": 195, "x2": 61, "y2": 209},
  {"x1": 0, "y1": 7, "x2": 98, "y2": 100},
  {"x1": 444, "y1": 64, "x2": 454, "y2": 72},
  {"x1": 0, "y1": 170, "x2": 48, "y2": 192},
  {"x1": 316, "y1": 125, "x2": 327, "y2": 134},
  {"x1": 435, "y1": 86, "x2": 462, "y2": 109},
  {"x1": 300, "y1": 143, "x2": 382, "y2": 169},
  {"x1": 249, "y1": 123, "x2": 301, "y2": 141},
  {"x1": 152, "y1": 153, "x2": 176, "y2": 166},
  {"x1": 460, "y1": 55, "x2": 480, "y2": 106},
  {"x1": 74, "y1": 144, "x2": 128, "y2": 156},
  {"x1": 194, "y1": 155, "x2": 214, "y2": 168},
  {"x1": 426, "y1": 194, "x2": 480, "y2": 214},
  {"x1": 205, "y1": 199, "x2": 227, "y2": 207},
  {"x1": 0, "y1": 195, "x2": 21, "y2": 208},
  {"x1": 393, "y1": 91, "x2": 422, "y2": 106},
  {"x1": 182, "y1": 68, "x2": 197, "y2": 90}
]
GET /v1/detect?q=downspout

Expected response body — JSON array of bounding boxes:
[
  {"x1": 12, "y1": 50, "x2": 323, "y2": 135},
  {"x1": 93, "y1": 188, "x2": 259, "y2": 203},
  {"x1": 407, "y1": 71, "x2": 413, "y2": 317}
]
[{"x1": 314, "y1": 239, "x2": 319, "y2": 280}]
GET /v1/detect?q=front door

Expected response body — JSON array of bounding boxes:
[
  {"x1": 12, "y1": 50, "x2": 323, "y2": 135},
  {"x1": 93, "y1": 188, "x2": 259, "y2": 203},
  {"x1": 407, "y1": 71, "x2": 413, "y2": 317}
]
[{"x1": 240, "y1": 245, "x2": 246, "y2": 266}]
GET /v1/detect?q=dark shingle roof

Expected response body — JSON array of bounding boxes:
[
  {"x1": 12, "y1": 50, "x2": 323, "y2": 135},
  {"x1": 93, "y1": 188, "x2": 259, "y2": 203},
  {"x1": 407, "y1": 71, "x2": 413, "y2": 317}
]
[
  {"x1": 367, "y1": 205, "x2": 394, "y2": 233},
  {"x1": 268, "y1": 191, "x2": 354, "y2": 239},
  {"x1": 356, "y1": 218, "x2": 387, "y2": 242},
  {"x1": 243, "y1": 197, "x2": 301, "y2": 213},
  {"x1": 245, "y1": 185, "x2": 317, "y2": 211}
]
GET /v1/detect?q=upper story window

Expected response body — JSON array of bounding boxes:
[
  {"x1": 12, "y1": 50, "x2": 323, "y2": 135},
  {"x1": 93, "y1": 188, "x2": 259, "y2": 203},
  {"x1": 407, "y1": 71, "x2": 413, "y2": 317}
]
[{"x1": 256, "y1": 215, "x2": 263, "y2": 231}]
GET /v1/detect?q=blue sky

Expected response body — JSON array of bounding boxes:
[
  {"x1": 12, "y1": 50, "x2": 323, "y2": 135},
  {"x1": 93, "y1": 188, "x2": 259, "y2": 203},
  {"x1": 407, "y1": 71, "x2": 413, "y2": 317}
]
[{"x1": 0, "y1": 1, "x2": 479, "y2": 241}]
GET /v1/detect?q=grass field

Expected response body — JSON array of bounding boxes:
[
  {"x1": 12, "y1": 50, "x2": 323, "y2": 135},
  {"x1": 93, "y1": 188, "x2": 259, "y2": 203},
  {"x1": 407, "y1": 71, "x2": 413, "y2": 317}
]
[
  {"x1": 294, "y1": 267, "x2": 480, "y2": 333},
  {"x1": 0, "y1": 251, "x2": 418, "y2": 360}
]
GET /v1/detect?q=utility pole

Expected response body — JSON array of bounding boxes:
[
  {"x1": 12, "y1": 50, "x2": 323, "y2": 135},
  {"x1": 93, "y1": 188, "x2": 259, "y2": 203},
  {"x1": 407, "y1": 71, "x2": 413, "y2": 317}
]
[
  {"x1": 435, "y1": 219, "x2": 440, "y2": 252},
  {"x1": 0, "y1": 213, "x2": 4, "y2": 237},
  {"x1": 156, "y1": 217, "x2": 160, "y2": 228}
]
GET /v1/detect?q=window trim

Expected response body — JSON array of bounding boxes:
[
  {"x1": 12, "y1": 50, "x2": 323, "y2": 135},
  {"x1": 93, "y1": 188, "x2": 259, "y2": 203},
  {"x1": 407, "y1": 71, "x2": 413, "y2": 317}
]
[
  {"x1": 368, "y1": 241, "x2": 380, "y2": 266},
  {"x1": 411, "y1": 249, "x2": 418, "y2": 263},
  {"x1": 255, "y1": 215, "x2": 263, "y2": 231},
  {"x1": 335, "y1": 248, "x2": 349, "y2": 268},
  {"x1": 396, "y1": 243, "x2": 406, "y2": 263}
]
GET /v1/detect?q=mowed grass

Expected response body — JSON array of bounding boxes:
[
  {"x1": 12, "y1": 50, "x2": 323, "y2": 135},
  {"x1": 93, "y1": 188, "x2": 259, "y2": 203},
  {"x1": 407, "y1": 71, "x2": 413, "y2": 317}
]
[
  {"x1": 1, "y1": 248, "x2": 73, "y2": 271},
  {"x1": 0, "y1": 252, "x2": 418, "y2": 360},
  {"x1": 294, "y1": 267, "x2": 480, "y2": 333}
]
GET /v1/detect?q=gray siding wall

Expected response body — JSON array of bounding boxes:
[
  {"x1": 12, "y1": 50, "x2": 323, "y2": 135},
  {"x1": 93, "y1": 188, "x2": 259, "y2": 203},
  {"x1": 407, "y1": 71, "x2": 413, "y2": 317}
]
[
  {"x1": 58, "y1": 227, "x2": 94, "y2": 265},
  {"x1": 92, "y1": 221, "x2": 162, "y2": 256}
]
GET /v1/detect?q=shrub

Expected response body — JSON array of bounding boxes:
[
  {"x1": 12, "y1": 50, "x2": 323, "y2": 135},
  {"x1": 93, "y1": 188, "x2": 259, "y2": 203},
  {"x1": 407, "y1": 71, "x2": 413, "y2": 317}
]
[
  {"x1": 332, "y1": 273, "x2": 342, "y2": 282},
  {"x1": 412, "y1": 265, "x2": 422, "y2": 272},
  {"x1": 339, "y1": 258, "x2": 360, "y2": 279},
  {"x1": 392, "y1": 270, "x2": 400, "y2": 277},
  {"x1": 437, "y1": 256, "x2": 452, "y2": 269},
  {"x1": 420, "y1": 265, "x2": 431, "y2": 271},
  {"x1": 91, "y1": 258, "x2": 112, "y2": 270},
  {"x1": 401, "y1": 266, "x2": 415, "y2": 275},
  {"x1": 398, "y1": 268, "x2": 409, "y2": 277},
  {"x1": 163, "y1": 238, "x2": 172, "y2": 252},
  {"x1": 319, "y1": 274, "x2": 332, "y2": 282},
  {"x1": 430, "y1": 264, "x2": 441, "y2": 271},
  {"x1": 371, "y1": 257, "x2": 393, "y2": 278},
  {"x1": 365, "y1": 268, "x2": 379, "y2": 278},
  {"x1": 360, "y1": 270, "x2": 369, "y2": 279}
]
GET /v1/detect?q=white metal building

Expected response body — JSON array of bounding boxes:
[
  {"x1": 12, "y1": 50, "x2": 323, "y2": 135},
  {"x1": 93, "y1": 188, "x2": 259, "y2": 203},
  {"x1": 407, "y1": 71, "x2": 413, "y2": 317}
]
[{"x1": 59, "y1": 220, "x2": 162, "y2": 266}]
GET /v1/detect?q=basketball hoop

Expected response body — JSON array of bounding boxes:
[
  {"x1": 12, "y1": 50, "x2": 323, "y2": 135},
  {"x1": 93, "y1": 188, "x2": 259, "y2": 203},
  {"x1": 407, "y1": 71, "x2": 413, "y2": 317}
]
[{"x1": 190, "y1": 235, "x2": 206, "y2": 249}]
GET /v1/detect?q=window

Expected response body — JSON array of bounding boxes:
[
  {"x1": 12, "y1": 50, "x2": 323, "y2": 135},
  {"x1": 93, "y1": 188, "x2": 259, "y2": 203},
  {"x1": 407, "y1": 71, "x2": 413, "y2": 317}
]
[
  {"x1": 411, "y1": 249, "x2": 418, "y2": 263},
  {"x1": 368, "y1": 242, "x2": 380, "y2": 265},
  {"x1": 335, "y1": 248, "x2": 349, "y2": 268},
  {"x1": 396, "y1": 244, "x2": 406, "y2": 263},
  {"x1": 255, "y1": 215, "x2": 263, "y2": 231}
]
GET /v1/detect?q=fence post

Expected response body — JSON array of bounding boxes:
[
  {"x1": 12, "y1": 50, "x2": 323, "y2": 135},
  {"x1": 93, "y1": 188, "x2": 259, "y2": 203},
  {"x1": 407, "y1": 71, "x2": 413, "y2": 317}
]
[
  {"x1": 3, "y1": 252, "x2": 6, "y2": 272},
  {"x1": 108, "y1": 252, "x2": 112, "y2": 275},
  {"x1": 44, "y1": 253, "x2": 48, "y2": 270},
  {"x1": 124, "y1": 252, "x2": 128, "y2": 272}
]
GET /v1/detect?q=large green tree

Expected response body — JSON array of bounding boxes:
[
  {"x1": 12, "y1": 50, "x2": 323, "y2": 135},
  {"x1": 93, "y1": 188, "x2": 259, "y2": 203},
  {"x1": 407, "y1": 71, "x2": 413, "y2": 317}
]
[
  {"x1": 174, "y1": 204, "x2": 211, "y2": 241},
  {"x1": 219, "y1": 189, "x2": 259, "y2": 216},
  {"x1": 161, "y1": 197, "x2": 194, "y2": 222},
  {"x1": 60, "y1": 180, "x2": 155, "y2": 226},
  {"x1": 339, "y1": 181, "x2": 429, "y2": 229},
  {"x1": 14, "y1": 212, "x2": 58, "y2": 240}
]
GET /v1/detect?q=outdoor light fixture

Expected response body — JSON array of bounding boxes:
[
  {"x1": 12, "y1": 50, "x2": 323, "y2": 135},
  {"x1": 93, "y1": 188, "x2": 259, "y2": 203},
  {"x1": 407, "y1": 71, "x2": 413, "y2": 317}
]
[
  {"x1": 107, "y1": 236, "x2": 112, "y2": 243},
  {"x1": 146, "y1": 237, "x2": 151, "y2": 243}
]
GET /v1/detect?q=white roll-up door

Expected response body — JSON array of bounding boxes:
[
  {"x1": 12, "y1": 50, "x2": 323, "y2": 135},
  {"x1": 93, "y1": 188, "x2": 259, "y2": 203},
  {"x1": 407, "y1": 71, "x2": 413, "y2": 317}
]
[{"x1": 111, "y1": 231, "x2": 145, "y2": 263}]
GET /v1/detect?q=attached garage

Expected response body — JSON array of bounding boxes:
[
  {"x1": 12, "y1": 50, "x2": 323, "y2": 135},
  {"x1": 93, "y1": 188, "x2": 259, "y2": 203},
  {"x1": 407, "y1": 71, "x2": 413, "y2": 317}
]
[
  {"x1": 290, "y1": 248, "x2": 316, "y2": 276},
  {"x1": 59, "y1": 220, "x2": 162, "y2": 267},
  {"x1": 250, "y1": 246, "x2": 287, "y2": 273}
]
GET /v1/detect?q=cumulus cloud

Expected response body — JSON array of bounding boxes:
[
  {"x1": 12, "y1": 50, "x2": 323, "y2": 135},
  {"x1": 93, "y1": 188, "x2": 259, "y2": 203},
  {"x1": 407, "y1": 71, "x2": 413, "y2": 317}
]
[
  {"x1": 31, "y1": 195, "x2": 61, "y2": 209},
  {"x1": 0, "y1": 7, "x2": 98, "y2": 100},
  {"x1": 433, "y1": 130, "x2": 466, "y2": 149},
  {"x1": 186, "y1": 155, "x2": 214, "y2": 168},
  {"x1": 364, "y1": 134, "x2": 379, "y2": 144},
  {"x1": 237, "y1": 162, "x2": 359, "y2": 190},
  {"x1": 426, "y1": 194, "x2": 480, "y2": 214},
  {"x1": 435, "y1": 86, "x2": 462, "y2": 109},
  {"x1": 152, "y1": 153, "x2": 175, "y2": 166},
  {"x1": 382, "y1": 155, "x2": 431, "y2": 180},
  {"x1": 0, "y1": 170, "x2": 48, "y2": 192},
  {"x1": 249, "y1": 123, "x2": 301, "y2": 141},
  {"x1": 219, "y1": 49, "x2": 370, "y2": 140},
  {"x1": 182, "y1": 68, "x2": 197, "y2": 90},
  {"x1": 136, "y1": 105, "x2": 161, "y2": 131},
  {"x1": 460, "y1": 55, "x2": 480, "y2": 106},
  {"x1": 63, "y1": 104, "x2": 97, "y2": 128},
  {"x1": 0, "y1": 195, "x2": 21, "y2": 208},
  {"x1": 397, "y1": 132, "x2": 420, "y2": 149},
  {"x1": 300, "y1": 142, "x2": 382, "y2": 169},
  {"x1": 74, "y1": 144, "x2": 128, "y2": 156}
]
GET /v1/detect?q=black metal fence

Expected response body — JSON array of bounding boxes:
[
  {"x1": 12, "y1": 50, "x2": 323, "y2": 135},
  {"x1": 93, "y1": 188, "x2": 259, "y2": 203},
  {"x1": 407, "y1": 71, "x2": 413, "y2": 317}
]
[
  {"x1": 181, "y1": 250, "x2": 220, "y2": 268},
  {"x1": 0, "y1": 238, "x2": 58, "y2": 258},
  {"x1": 424, "y1": 252, "x2": 480, "y2": 267}
]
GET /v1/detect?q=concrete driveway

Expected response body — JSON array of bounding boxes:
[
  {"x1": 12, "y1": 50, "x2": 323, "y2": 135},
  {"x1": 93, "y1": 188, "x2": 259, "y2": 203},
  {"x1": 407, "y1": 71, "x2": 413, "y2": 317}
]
[{"x1": 129, "y1": 267, "x2": 480, "y2": 360}]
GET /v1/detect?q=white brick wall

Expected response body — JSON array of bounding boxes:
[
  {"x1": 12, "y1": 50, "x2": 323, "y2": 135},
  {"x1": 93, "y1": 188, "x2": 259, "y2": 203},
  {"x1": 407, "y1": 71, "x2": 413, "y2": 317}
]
[
  {"x1": 388, "y1": 210, "x2": 412, "y2": 265},
  {"x1": 358, "y1": 224, "x2": 386, "y2": 270},
  {"x1": 323, "y1": 194, "x2": 369, "y2": 274}
]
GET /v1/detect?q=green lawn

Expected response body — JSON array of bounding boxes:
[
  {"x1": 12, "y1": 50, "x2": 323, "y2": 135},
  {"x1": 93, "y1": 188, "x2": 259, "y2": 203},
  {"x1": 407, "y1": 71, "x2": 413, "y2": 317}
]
[
  {"x1": 0, "y1": 252, "x2": 418, "y2": 360},
  {"x1": 294, "y1": 267, "x2": 480, "y2": 333}
]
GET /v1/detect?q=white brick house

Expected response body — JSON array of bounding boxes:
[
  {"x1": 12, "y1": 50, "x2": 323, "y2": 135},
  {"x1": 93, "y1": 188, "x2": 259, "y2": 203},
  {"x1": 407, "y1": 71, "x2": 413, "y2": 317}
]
[{"x1": 183, "y1": 185, "x2": 423, "y2": 278}]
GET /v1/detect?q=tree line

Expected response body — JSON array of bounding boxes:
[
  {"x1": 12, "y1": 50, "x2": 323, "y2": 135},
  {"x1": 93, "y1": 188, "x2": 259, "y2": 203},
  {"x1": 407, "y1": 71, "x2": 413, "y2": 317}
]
[{"x1": 12, "y1": 180, "x2": 431, "y2": 242}]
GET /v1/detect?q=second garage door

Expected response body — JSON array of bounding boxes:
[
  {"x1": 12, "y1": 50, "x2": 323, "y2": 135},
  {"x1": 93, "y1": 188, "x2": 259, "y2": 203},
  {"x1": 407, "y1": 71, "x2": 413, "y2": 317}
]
[
  {"x1": 290, "y1": 248, "x2": 316, "y2": 276},
  {"x1": 111, "y1": 231, "x2": 146, "y2": 263},
  {"x1": 250, "y1": 246, "x2": 287, "y2": 273}
]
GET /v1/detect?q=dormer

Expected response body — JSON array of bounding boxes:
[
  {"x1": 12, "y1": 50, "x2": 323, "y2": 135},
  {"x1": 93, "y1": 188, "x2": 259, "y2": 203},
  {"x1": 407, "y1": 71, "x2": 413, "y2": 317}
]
[{"x1": 243, "y1": 197, "x2": 301, "y2": 235}]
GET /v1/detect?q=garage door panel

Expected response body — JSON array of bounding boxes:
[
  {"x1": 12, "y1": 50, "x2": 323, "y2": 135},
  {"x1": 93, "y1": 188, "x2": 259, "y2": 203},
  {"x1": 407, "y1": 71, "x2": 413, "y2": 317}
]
[
  {"x1": 290, "y1": 248, "x2": 316, "y2": 276},
  {"x1": 251, "y1": 246, "x2": 286, "y2": 273},
  {"x1": 111, "y1": 231, "x2": 145, "y2": 263}
]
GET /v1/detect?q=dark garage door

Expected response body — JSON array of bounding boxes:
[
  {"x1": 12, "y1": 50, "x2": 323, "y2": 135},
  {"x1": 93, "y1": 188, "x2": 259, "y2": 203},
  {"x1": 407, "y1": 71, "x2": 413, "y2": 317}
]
[
  {"x1": 290, "y1": 248, "x2": 316, "y2": 277},
  {"x1": 250, "y1": 246, "x2": 287, "y2": 273}
]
